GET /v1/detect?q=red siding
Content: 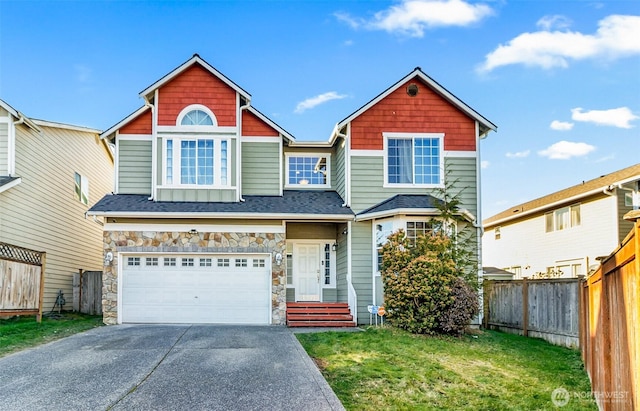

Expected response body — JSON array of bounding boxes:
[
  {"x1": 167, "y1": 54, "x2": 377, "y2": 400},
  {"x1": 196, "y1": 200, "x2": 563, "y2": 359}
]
[
  {"x1": 242, "y1": 111, "x2": 279, "y2": 136},
  {"x1": 119, "y1": 110, "x2": 152, "y2": 134},
  {"x1": 350, "y1": 78, "x2": 476, "y2": 151},
  {"x1": 157, "y1": 64, "x2": 237, "y2": 127}
]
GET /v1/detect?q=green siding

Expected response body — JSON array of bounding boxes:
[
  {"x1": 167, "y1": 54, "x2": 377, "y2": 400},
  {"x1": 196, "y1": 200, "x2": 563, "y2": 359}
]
[
  {"x1": 118, "y1": 140, "x2": 152, "y2": 195},
  {"x1": 351, "y1": 221, "x2": 374, "y2": 323},
  {"x1": 0, "y1": 122, "x2": 8, "y2": 175},
  {"x1": 322, "y1": 288, "x2": 338, "y2": 302},
  {"x1": 156, "y1": 188, "x2": 236, "y2": 202},
  {"x1": 617, "y1": 190, "x2": 634, "y2": 242},
  {"x1": 242, "y1": 141, "x2": 280, "y2": 195},
  {"x1": 336, "y1": 225, "x2": 349, "y2": 302},
  {"x1": 334, "y1": 139, "x2": 346, "y2": 200},
  {"x1": 350, "y1": 155, "x2": 478, "y2": 217}
]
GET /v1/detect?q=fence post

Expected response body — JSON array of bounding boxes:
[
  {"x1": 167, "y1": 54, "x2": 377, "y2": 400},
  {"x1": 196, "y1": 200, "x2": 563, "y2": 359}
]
[
  {"x1": 36, "y1": 253, "x2": 46, "y2": 323},
  {"x1": 522, "y1": 278, "x2": 528, "y2": 337},
  {"x1": 482, "y1": 280, "x2": 490, "y2": 329}
]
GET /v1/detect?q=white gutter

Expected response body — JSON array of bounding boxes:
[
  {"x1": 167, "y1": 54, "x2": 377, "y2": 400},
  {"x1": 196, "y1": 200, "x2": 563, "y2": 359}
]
[
  {"x1": 344, "y1": 123, "x2": 351, "y2": 208},
  {"x1": 355, "y1": 207, "x2": 475, "y2": 223},
  {"x1": 145, "y1": 92, "x2": 157, "y2": 201},
  {"x1": 85, "y1": 210, "x2": 354, "y2": 221},
  {"x1": 238, "y1": 94, "x2": 251, "y2": 202},
  {"x1": 484, "y1": 176, "x2": 640, "y2": 228}
]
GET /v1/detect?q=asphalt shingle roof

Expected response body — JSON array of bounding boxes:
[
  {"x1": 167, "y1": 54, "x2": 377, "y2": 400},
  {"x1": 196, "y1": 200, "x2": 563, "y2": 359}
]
[
  {"x1": 484, "y1": 162, "x2": 640, "y2": 227},
  {"x1": 89, "y1": 190, "x2": 353, "y2": 217},
  {"x1": 357, "y1": 194, "x2": 442, "y2": 216}
]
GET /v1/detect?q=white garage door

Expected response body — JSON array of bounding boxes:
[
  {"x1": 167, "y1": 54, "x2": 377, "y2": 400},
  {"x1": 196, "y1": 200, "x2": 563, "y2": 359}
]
[{"x1": 121, "y1": 254, "x2": 271, "y2": 324}]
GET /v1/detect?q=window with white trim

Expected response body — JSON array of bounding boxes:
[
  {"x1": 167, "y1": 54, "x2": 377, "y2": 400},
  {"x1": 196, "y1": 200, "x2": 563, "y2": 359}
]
[
  {"x1": 285, "y1": 154, "x2": 330, "y2": 187},
  {"x1": 74, "y1": 172, "x2": 89, "y2": 205},
  {"x1": 164, "y1": 138, "x2": 229, "y2": 186},
  {"x1": 217, "y1": 258, "x2": 230, "y2": 267},
  {"x1": 182, "y1": 258, "x2": 194, "y2": 267},
  {"x1": 545, "y1": 204, "x2": 580, "y2": 232},
  {"x1": 384, "y1": 133, "x2": 443, "y2": 186},
  {"x1": 145, "y1": 257, "x2": 158, "y2": 266},
  {"x1": 164, "y1": 257, "x2": 176, "y2": 267},
  {"x1": 200, "y1": 258, "x2": 212, "y2": 267},
  {"x1": 181, "y1": 109, "x2": 214, "y2": 126}
]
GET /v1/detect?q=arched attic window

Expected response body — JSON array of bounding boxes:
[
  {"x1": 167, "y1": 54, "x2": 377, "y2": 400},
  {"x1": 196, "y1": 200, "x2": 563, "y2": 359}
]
[{"x1": 176, "y1": 104, "x2": 217, "y2": 126}]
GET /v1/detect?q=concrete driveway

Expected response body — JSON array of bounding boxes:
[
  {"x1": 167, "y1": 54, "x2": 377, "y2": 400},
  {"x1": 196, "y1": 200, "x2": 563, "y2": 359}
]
[{"x1": 0, "y1": 325, "x2": 345, "y2": 411}]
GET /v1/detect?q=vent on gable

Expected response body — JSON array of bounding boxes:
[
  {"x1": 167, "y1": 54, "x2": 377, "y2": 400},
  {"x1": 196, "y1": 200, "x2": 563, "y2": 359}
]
[{"x1": 407, "y1": 84, "x2": 419, "y2": 97}]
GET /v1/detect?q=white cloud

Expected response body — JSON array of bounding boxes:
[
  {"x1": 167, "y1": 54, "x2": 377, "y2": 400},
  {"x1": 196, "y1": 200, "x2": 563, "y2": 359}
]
[
  {"x1": 571, "y1": 107, "x2": 638, "y2": 129},
  {"x1": 294, "y1": 91, "x2": 347, "y2": 114},
  {"x1": 538, "y1": 141, "x2": 596, "y2": 160},
  {"x1": 478, "y1": 14, "x2": 640, "y2": 73},
  {"x1": 536, "y1": 15, "x2": 572, "y2": 31},
  {"x1": 550, "y1": 120, "x2": 574, "y2": 131},
  {"x1": 481, "y1": 160, "x2": 490, "y2": 169},
  {"x1": 506, "y1": 150, "x2": 530, "y2": 158},
  {"x1": 336, "y1": 0, "x2": 494, "y2": 38}
]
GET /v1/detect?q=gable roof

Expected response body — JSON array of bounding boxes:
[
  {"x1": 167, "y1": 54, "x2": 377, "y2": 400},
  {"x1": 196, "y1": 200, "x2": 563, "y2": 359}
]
[
  {"x1": 100, "y1": 105, "x2": 149, "y2": 141},
  {"x1": 484, "y1": 162, "x2": 640, "y2": 228},
  {"x1": 333, "y1": 67, "x2": 497, "y2": 140},
  {"x1": 87, "y1": 191, "x2": 353, "y2": 220},
  {"x1": 139, "y1": 54, "x2": 251, "y2": 101},
  {"x1": 0, "y1": 99, "x2": 42, "y2": 133}
]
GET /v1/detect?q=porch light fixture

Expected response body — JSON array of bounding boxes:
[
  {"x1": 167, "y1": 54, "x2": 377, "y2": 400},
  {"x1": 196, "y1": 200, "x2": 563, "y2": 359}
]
[
  {"x1": 189, "y1": 229, "x2": 198, "y2": 235},
  {"x1": 332, "y1": 243, "x2": 338, "y2": 251},
  {"x1": 274, "y1": 252, "x2": 283, "y2": 266}
]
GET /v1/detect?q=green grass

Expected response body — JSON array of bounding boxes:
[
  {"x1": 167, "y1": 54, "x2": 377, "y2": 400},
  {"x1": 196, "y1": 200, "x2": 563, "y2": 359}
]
[
  {"x1": 297, "y1": 327, "x2": 596, "y2": 410},
  {"x1": 0, "y1": 313, "x2": 104, "y2": 358}
]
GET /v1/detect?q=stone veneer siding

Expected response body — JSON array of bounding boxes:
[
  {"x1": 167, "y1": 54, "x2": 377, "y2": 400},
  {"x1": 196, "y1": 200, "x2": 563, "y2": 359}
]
[{"x1": 102, "y1": 230, "x2": 286, "y2": 325}]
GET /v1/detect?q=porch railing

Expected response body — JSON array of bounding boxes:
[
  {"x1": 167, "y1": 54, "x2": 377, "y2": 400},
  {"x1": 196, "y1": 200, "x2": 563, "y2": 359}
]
[{"x1": 348, "y1": 280, "x2": 358, "y2": 324}]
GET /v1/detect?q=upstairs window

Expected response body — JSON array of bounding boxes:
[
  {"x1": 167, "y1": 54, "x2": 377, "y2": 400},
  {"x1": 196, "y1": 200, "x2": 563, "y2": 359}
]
[
  {"x1": 74, "y1": 172, "x2": 89, "y2": 205},
  {"x1": 545, "y1": 204, "x2": 580, "y2": 232},
  {"x1": 164, "y1": 138, "x2": 228, "y2": 186},
  {"x1": 384, "y1": 133, "x2": 443, "y2": 186},
  {"x1": 286, "y1": 154, "x2": 330, "y2": 187},
  {"x1": 181, "y1": 109, "x2": 213, "y2": 126}
]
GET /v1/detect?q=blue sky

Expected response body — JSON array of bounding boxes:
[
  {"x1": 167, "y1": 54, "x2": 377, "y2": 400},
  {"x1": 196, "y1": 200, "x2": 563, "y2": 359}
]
[{"x1": 1, "y1": 0, "x2": 638, "y2": 219}]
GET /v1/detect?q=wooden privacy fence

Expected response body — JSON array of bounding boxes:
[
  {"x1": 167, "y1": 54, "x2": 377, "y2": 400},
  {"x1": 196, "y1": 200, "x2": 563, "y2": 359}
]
[
  {"x1": 579, "y1": 211, "x2": 639, "y2": 410},
  {"x1": 73, "y1": 269, "x2": 103, "y2": 315},
  {"x1": 483, "y1": 277, "x2": 581, "y2": 348},
  {"x1": 0, "y1": 242, "x2": 46, "y2": 322}
]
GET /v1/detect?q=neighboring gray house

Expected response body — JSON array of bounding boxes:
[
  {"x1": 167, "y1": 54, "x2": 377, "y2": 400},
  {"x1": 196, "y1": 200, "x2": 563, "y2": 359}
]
[
  {"x1": 483, "y1": 163, "x2": 640, "y2": 279},
  {"x1": 87, "y1": 54, "x2": 496, "y2": 326},
  {"x1": 0, "y1": 99, "x2": 114, "y2": 310}
]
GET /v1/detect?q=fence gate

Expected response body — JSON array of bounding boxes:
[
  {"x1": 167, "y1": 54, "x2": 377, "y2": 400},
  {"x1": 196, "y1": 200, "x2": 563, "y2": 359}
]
[
  {"x1": 0, "y1": 242, "x2": 46, "y2": 322},
  {"x1": 73, "y1": 270, "x2": 102, "y2": 315}
]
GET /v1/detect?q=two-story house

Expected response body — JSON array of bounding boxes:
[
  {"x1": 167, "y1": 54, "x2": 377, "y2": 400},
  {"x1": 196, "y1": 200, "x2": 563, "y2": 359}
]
[
  {"x1": 483, "y1": 163, "x2": 640, "y2": 279},
  {"x1": 87, "y1": 54, "x2": 496, "y2": 326},
  {"x1": 0, "y1": 99, "x2": 114, "y2": 311}
]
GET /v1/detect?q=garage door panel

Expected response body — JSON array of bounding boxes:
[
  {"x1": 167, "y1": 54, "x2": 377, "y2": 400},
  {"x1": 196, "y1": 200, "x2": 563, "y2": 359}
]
[{"x1": 121, "y1": 254, "x2": 270, "y2": 324}]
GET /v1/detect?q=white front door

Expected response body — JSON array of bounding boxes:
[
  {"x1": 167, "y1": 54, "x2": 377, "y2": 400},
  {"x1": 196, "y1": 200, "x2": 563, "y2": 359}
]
[{"x1": 294, "y1": 244, "x2": 321, "y2": 301}]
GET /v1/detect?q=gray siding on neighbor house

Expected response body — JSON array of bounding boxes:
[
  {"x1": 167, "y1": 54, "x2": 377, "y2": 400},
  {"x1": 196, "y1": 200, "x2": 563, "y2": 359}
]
[
  {"x1": 617, "y1": 189, "x2": 635, "y2": 242},
  {"x1": 0, "y1": 122, "x2": 8, "y2": 175},
  {"x1": 118, "y1": 139, "x2": 152, "y2": 195},
  {"x1": 351, "y1": 221, "x2": 374, "y2": 323},
  {"x1": 242, "y1": 141, "x2": 280, "y2": 195},
  {"x1": 350, "y1": 155, "x2": 478, "y2": 217},
  {"x1": 0, "y1": 124, "x2": 113, "y2": 311}
]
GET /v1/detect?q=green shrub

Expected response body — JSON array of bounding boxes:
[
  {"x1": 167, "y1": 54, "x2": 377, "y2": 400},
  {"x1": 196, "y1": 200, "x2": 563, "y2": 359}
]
[{"x1": 381, "y1": 230, "x2": 479, "y2": 335}]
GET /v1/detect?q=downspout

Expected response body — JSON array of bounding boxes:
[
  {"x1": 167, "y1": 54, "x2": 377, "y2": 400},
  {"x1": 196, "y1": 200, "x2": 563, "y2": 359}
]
[
  {"x1": 145, "y1": 92, "x2": 157, "y2": 201},
  {"x1": 475, "y1": 121, "x2": 484, "y2": 326},
  {"x1": 238, "y1": 95, "x2": 251, "y2": 202}
]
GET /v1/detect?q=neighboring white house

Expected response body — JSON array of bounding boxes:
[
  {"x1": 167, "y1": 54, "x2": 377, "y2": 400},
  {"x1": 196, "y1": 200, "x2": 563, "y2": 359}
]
[
  {"x1": 483, "y1": 163, "x2": 640, "y2": 279},
  {"x1": 0, "y1": 99, "x2": 114, "y2": 310}
]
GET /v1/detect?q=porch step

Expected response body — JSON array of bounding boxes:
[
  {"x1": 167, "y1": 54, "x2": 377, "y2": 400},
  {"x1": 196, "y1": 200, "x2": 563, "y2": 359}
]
[{"x1": 286, "y1": 302, "x2": 356, "y2": 328}]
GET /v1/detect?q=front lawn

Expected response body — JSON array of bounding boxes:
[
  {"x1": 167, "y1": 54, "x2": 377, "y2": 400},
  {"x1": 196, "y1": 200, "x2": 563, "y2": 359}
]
[
  {"x1": 0, "y1": 313, "x2": 104, "y2": 358},
  {"x1": 297, "y1": 327, "x2": 595, "y2": 410}
]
